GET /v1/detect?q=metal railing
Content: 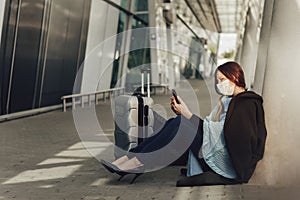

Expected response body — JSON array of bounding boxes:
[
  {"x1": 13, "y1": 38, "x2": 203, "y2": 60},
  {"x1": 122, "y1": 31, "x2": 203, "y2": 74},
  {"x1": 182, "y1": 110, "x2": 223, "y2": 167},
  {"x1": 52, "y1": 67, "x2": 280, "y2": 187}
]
[
  {"x1": 61, "y1": 83, "x2": 169, "y2": 112},
  {"x1": 61, "y1": 87, "x2": 125, "y2": 112}
]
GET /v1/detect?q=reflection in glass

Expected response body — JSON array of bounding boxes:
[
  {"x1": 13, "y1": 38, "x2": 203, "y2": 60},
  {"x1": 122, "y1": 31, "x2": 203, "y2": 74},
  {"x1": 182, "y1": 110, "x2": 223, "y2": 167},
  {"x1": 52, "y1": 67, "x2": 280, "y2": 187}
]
[{"x1": 134, "y1": 0, "x2": 148, "y2": 11}]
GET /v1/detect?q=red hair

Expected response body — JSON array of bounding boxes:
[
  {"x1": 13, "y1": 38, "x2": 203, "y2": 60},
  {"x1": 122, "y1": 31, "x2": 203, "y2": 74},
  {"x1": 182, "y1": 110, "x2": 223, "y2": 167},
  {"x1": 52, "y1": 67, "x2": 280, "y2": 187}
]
[{"x1": 216, "y1": 61, "x2": 246, "y2": 88}]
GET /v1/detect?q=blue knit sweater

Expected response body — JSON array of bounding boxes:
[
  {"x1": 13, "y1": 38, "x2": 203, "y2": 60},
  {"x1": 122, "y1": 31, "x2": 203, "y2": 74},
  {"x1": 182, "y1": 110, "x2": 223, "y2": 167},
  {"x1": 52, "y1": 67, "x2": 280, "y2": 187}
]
[{"x1": 187, "y1": 96, "x2": 237, "y2": 179}]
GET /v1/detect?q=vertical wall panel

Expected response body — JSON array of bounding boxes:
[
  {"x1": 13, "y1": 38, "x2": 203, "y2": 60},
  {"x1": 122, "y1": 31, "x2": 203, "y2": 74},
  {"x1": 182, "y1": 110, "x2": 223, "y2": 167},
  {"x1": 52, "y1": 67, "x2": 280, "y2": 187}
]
[
  {"x1": 8, "y1": 0, "x2": 44, "y2": 113},
  {"x1": 0, "y1": 0, "x2": 18, "y2": 115},
  {"x1": 0, "y1": 0, "x2": 6, "y2": 47},
  {"x1": 0, "y1": 0, "x2": 91, "y2": 114},
  {"x1": 40, "y1": 0, "x2": 90, "y2": 106}
]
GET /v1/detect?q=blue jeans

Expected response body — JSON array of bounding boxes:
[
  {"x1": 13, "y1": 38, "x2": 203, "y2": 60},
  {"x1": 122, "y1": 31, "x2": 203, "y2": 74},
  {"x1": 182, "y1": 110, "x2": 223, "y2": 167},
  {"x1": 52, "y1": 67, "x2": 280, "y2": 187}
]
[{"x1": 129, "y1": 115, "x2": 204, "y2": 170}]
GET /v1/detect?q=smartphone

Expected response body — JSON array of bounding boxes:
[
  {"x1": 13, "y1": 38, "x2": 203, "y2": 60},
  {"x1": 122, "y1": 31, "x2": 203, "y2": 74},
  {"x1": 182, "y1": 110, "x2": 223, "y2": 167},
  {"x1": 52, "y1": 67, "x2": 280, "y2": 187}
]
[{"x1": 172, "y1": 89, "x2": 180, "y2": 104}]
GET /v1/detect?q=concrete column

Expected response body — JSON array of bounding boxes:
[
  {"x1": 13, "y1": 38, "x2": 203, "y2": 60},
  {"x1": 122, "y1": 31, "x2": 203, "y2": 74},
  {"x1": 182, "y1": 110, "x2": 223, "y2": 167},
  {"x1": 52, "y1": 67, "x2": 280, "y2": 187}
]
[
  {"x1": 239, "y1": 0, "x2": 264, "y2": 89},
  {"x1": 252, "y1": 0, "x2": 275, "y2": 95},
  {"x1": 250, "y1": 0, "x2": 300, "y2": 186},
  {"x1": 81, "y1": 0, "x2": 120, "y2": 93},
  {"x1": 97, "y1": 2, "x2": 121, "y2": 91}
]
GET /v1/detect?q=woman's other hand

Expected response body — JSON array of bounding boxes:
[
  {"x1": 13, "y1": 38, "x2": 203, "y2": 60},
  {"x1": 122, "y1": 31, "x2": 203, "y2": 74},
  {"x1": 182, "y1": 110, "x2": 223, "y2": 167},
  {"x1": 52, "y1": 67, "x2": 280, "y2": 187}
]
[{"x1": 170, "y1": 96, "x2": 193, "y2": 119}]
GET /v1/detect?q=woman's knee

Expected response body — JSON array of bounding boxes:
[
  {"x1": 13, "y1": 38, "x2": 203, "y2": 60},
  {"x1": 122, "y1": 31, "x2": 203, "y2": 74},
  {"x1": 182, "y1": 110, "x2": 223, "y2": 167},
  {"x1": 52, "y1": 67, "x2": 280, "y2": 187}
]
[
  {"x1": 164, "y1": 115, "x2": 180, "y2": 125},
  {"x1": 172, "y1": 115, "x2": 182, "y2": 123}
]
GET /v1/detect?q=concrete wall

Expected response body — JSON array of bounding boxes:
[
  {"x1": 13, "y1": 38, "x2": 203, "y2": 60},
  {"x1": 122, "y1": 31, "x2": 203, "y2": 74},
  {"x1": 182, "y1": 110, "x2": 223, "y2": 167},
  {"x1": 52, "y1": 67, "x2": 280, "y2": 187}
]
[{"x1": 251, "y1": 0, "x2": 300, "y2": 186}]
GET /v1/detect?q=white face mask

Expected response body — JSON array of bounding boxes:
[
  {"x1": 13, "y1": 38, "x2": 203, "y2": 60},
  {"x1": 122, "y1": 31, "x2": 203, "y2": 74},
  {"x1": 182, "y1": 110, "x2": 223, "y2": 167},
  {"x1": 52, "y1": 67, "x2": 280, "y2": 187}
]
[{"x1": 217, "y1": 79, "x2": 235, "y2": 96}]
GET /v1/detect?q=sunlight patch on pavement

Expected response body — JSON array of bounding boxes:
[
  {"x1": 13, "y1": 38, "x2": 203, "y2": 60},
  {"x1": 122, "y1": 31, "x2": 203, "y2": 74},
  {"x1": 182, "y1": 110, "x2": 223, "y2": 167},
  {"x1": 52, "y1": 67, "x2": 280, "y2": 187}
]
[
  {"x1": 90, "y1": 178, "x2": 110, "y2": 186},
  {"x1": 67, "y1": 142, "x2": 109, "y2": 150},
  {"x1": 54, "y1": 141, "x2": 111, "y2": 158},
  {"x1": 55, "y1": 149, "x2": 92, "y2": 158},
  {"x1": 2, "y1": 165, "x2": 81, "y2": 185},
  {"x1": 81, "y1": 141, "x2": 112, "y2": 149},
  {"x1": 37, "y1": 158, "x2": 85, "y2": 165},
  {"x1": 38, "y1": 184, "x2": 55, "y2": 188},
  {"x1": 55, "y1": 142, "x2": 110, "y2": 158},
  {"x1": 2, "y1": 141, "x2": 112, "y2": 185}
]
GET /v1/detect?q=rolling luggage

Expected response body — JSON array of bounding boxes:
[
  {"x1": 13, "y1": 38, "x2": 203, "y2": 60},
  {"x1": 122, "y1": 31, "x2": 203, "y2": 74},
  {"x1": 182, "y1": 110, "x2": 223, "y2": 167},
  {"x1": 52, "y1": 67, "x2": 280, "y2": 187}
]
[{"x1": 114, "y1": 69, "x2": 154, "y2": 158}]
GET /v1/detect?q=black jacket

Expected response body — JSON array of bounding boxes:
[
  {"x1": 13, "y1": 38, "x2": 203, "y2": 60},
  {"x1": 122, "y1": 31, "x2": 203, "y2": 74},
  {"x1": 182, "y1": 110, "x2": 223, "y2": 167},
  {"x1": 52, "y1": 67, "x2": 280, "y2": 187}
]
[{"x1": 224, "y1": 91, "x2": 267, "y2": 183}]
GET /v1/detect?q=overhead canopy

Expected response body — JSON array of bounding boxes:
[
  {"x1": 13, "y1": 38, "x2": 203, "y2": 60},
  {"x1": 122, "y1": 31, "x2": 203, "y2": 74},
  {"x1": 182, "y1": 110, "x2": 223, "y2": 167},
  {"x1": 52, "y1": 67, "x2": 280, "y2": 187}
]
[
  {"x1": 184, "y1": 0, "x2": 247, "y2": 33},
  {"x1": 214, "y1": 0, "x2": 246, "y2": 33}
]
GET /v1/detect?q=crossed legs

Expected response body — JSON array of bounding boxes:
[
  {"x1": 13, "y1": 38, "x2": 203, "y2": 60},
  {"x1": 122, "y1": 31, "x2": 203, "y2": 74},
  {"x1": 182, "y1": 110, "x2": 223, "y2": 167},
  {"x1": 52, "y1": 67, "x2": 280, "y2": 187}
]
[{"x1": 110, "y1": 115, "x2": 202, "y2": 172}]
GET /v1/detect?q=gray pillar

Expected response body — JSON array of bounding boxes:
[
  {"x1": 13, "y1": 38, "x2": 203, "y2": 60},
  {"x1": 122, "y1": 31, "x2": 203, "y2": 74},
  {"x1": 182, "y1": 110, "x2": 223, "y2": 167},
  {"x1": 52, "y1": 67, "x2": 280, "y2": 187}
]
[
  {"x1": 252, "y1": 0, "x2": 275, "y2": 95},
  {"x1": 239, "y1": 1, "x2": 264, "y2": 89},
  {"x1": 82, "y1": 0, "x2": 120, "y2": 93},
  {"x1": 251, "y1": 0, "x2": 300, "y2": 186}
]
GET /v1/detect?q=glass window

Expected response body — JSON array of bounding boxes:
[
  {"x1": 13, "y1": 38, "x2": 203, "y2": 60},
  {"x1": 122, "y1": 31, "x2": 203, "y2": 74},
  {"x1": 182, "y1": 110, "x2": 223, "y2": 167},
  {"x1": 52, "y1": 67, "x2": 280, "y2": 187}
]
[
  {"x1": 126, "y1": 27, "x2": 151, "y2": 92},
  {"x1": 118, "y1": 12, "x2": 127, "y2": 33},
  {"x1": 136, "y1": 14, "x2": 148, "y2": 24},
  {"x1": 127, "y1": 49, "x2": 150, "y2": 69},
  {"x1": 132, "y1": 17, "x2": 148, "y2": 29},
  {"x1": 121, "y1": 0, "x2": 131, "y2": 10},
  {"x1": 134, "y1": 0, "x2": 148, "y2": 11},
  {"x1": 111, "y1": 0, "x2": 150, "y2": 88},
  {"x1": 128, "y1": 24, "x2": 150, "y2": 69}
]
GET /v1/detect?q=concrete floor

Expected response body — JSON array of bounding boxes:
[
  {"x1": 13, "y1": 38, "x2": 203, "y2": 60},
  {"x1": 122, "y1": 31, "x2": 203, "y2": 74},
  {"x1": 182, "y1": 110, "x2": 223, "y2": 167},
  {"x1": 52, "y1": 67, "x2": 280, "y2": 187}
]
[{"x1": 1, "y1": 79, "x2": 300, "y2": 200}]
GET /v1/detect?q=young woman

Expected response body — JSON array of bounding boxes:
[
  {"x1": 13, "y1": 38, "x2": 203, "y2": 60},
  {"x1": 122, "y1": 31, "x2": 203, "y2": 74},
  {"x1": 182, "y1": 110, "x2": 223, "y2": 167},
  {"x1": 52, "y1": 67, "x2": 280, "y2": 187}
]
[{"x1": 101, "y1": 61, "x2": 267, "y2": 186}]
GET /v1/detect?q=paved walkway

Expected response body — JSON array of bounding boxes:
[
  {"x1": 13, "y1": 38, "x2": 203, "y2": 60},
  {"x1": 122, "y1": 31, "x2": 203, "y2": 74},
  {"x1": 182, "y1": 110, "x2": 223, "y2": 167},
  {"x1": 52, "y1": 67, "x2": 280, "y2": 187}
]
[{"x1": 0, "y1": 79, "x2": 299, "y2": 199}]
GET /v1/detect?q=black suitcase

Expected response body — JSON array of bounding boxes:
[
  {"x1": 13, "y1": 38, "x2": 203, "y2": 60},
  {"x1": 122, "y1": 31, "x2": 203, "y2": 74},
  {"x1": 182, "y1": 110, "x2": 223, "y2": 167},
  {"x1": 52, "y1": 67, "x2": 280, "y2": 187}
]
[{"x1": 114, "y1": 69, "x2": 154, "y2": 158}]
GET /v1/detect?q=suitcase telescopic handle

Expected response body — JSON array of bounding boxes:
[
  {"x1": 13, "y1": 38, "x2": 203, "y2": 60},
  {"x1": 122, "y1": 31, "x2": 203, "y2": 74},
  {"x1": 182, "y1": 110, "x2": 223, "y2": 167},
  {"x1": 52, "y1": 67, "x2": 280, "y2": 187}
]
[
  {"x1": 147, "y1": 72, "x2": 150, "y2": 97},
  {"x1": 141, "y1": 69, "x2": 151, "y2": 97}
]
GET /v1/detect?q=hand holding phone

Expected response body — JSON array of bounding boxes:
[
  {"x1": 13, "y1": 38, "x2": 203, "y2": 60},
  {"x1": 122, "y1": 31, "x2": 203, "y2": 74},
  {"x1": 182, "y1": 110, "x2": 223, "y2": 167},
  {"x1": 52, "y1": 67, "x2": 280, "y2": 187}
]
[{"x1": 172, "y1": 89, "x2": 180, "y2": 104}]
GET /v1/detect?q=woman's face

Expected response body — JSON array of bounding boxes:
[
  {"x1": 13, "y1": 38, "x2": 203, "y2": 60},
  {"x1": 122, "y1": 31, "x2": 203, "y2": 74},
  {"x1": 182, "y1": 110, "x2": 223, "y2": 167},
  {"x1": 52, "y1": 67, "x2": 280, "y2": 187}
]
[
  {"x1": 216, "y1": 70, "x2": 235, "y2": 86},
  {"x1": 216, "y1": 70, "x2": 236, "y2": 96}
]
